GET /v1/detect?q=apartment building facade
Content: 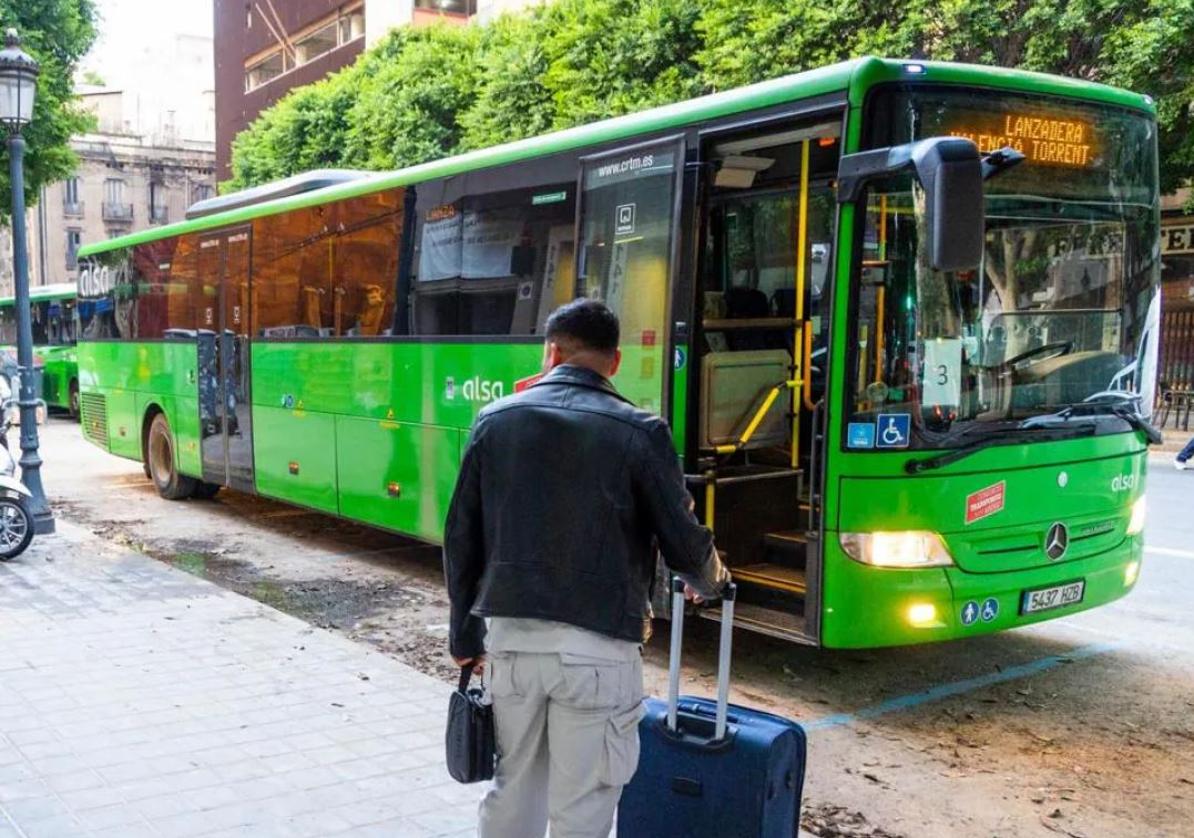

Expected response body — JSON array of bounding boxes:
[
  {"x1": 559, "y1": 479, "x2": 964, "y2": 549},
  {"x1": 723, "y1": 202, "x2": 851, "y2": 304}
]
[{"x1": 0, "y1": 90, "x2": 217, "y2": 297}]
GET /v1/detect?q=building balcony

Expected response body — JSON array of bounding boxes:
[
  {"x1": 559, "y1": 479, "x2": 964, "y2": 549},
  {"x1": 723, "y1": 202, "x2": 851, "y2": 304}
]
[
  {"x1": 102, "y1": 203, "x2": 134, "y2": 222},
  {"x1": 150, "y1": 205, "x2": 169, "y2": 224},
  {"x1": 63, "y1": 201, "x2": 84, "y2": 217}
]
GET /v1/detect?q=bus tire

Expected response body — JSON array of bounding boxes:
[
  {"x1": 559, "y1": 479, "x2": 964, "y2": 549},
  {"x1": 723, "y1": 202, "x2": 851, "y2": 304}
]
[
  {"x1": 190, "y1": 481, "x2": 221, "y2": 500},
  {"x1": 68, "y1": 380, "x2": 80, "y2": 420},
  {"x1": 147, "y1": 413, "x2": 196, "y2": 500}
]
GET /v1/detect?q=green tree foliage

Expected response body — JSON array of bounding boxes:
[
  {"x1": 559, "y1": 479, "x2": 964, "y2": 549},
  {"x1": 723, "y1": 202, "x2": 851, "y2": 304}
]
[
  {"x1": 345, "y1": 24, "x2": 481, "y2": 169},
  {"x1": 0, "y1": 0, "x2": 98, "y2": 217},
  {"x1": 228, "y1": 0, "x2": 1194, "y2": 195}
]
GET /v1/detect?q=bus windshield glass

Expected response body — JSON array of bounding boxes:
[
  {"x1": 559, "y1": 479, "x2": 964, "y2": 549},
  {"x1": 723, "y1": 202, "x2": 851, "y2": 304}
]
[{"x1": 849, "y1": 89, "x2": 1160, "y2": 449}]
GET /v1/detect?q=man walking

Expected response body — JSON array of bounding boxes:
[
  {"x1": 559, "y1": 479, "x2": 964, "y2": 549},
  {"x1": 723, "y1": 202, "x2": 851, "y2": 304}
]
[
  {"x1": 444, "y1": 299, "x2": 729, "y2": 838},
  {"x1": 1176, "y1": 435, "x2": 1194, "y2": 470}
]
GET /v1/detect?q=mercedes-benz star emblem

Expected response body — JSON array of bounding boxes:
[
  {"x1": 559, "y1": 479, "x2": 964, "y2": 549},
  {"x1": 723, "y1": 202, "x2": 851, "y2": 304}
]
[{"x1": 1045, "y1": 523, "x2": 1069, "y2": 561}]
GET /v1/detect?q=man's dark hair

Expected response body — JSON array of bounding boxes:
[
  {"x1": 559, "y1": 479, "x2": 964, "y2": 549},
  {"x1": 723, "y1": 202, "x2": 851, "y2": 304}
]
[{"x1": 545, "y1": 299, "x2": 620, "y2": 356}]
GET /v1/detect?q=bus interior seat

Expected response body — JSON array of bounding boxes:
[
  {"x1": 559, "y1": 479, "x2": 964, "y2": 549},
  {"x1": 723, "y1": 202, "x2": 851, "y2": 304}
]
[
  {"x1": 724, "y1": 286, "x2": 769, "y2": 318},
  {"x1": 356, "y1": 284, "x2": 386, "y2": 336},
  {"x1": 700, "y1": 349, "x2": 791, "y2": 450}
]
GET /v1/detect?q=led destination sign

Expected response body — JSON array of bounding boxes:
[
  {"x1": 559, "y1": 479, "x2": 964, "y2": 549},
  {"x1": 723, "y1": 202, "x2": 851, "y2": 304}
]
[{"x1": 946, "y1": 113, "x2": 1098, "y2": 167}]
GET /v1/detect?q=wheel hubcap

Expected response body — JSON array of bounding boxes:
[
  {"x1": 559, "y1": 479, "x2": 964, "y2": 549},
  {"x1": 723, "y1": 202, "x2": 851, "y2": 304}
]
[
  {"x1": 0, "y1": 502, "x2": 28, "y2": 550},
  {"x1": 150, "y1": 429, "x2": 173, "y2": 483}
]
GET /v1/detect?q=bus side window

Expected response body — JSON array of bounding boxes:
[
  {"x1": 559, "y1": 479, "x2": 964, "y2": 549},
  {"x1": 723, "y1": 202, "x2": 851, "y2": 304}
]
[
  {"x1": 409, "y1": 157, "x2": 578, "y2": 338},
  {"x1": 252, "y1": 206, "x2": 334, "y2": 338},
  {"x1": 329, "y1": 189, "x2": 404, "y2": 338}
]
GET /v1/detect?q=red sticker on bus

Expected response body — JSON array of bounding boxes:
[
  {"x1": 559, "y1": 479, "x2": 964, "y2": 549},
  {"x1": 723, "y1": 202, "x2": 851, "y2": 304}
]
[
  {"x1": 965, "y1": 481, "x2": 1006, "y2": 525},
  {"x1": 514, "y1": 373, "x2": 544, "y2": 393},
  {"x1": 641, "y1": 330, "x2": 656, "y2": 347}
]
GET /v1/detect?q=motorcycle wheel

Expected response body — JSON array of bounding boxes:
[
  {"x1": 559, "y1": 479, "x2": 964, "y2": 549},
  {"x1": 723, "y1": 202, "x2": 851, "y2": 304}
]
[{"x1": 0, "y1": 496, "x2": 33, "y2": 560}]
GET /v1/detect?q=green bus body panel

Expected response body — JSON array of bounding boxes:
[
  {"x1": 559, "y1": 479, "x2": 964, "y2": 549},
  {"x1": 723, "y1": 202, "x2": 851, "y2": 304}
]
[
  {"x1": 77, "y1": 341, "x2": 201, "y2": 472},
  {"x1": 821, "y1": 441, "x2": 1147, "y2": 647},
  {"x1": 0, "y1": 345, "x2": 77, "y2": 410},
  {"x1": 39, "y1": 346, "x2": 77, "y2": 409},
  {"x1": 336, "y1": 416, "x2": 460, "y2": 541},
  {"x1": 820, "y1": 535, "x2": 1141, "y2": 648},
  {"x1": 253, "y1": 406, "x2": 340, "y2": 514},
  {"x1": 249, "y1": 342, "x2": 545, "y2": 425}
]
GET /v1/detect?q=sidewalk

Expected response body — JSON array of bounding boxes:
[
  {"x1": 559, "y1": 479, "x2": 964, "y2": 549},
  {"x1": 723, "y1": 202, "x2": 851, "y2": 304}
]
[{"x1": 0, "y1": 521, "x2": 476, "y2": 837}]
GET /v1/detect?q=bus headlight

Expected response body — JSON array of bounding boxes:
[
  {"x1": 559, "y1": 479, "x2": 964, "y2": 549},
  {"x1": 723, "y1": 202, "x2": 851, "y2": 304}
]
[
  {"x1": 906, "y1": 602, "x2": 940, "y2": 626},
  {"x1": 1124, "y1": 560, "x2": 1140, "y2": 587},
  {"x1": 1126, "y1": 495, "x2": 1146, "y2": 536},
  {"x1": 839, "y1": 531, "x2": 954, "y2": 568}
]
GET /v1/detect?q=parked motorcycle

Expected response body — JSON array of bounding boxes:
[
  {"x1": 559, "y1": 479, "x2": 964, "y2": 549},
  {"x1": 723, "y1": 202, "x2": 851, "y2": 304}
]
[{"x1": 0, "y1": 375, "x2": 36, "y2": 559}]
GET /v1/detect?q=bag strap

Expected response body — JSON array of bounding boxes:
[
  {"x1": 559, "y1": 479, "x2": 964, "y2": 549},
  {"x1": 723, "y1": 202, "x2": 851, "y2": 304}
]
[{"x1": 458, "y1": 665, "x2": 473, "y2": 693}]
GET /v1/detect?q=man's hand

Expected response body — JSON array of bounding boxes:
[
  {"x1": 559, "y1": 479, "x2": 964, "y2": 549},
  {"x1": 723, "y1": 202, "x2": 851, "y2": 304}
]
[
  {"x1": 683, "y1": 583, "x2": 706, "y2": 604},
  {"x1": 453, "y1": 655, "x2": 485, "y2": 675}
]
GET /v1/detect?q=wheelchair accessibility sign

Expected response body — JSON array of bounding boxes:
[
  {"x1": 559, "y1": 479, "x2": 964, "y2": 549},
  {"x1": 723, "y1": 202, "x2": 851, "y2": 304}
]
[{"x1": 875, "y1": 413, "x2": 911, "y2": 448}]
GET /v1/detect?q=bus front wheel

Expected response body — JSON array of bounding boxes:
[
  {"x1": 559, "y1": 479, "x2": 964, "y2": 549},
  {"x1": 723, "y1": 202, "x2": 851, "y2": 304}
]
[
  {"x1": 147, "y1": 413, "x2": 196, "y2": 500},
  {"x1": 69, "y1": 380, "x2": 80, "y2": 420}
]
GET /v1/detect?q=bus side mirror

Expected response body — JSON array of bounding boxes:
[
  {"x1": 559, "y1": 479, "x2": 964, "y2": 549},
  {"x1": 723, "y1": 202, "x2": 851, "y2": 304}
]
[
  {"x1": 837, "y1": 136, "x2": 985, "y2": 273},
  {"x1": 911, "y1": 138, "x2": 984, "y2": 273}
]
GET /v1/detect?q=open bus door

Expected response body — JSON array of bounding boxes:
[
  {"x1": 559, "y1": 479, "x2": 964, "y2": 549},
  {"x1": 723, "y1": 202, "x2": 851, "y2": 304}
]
[{"x1": 690, "y1": 116, "x2": 843, "y2": 644}]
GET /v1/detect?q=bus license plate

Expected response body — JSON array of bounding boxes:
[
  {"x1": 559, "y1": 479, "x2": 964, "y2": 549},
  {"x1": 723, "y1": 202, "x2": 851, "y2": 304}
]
[{"x1": 1021, "y1": 580, "x2": 1085, "y2": 614}]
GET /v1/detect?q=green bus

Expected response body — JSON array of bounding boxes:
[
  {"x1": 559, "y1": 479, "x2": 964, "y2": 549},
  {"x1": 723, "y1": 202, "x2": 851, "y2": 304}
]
[
  {"x1": 76, "y1": 58, "x2": 1159, "y2": 648},
  {"x1": 0, "y1": 282, "x2": 80, "y2": 416}
]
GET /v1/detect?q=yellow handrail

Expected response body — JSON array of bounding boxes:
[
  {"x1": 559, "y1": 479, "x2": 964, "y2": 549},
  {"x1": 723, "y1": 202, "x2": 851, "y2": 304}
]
[
  {"x1": 714, "y1": 380, "x2": 798, "y2": 456},
  {"x1": 791, "y1": 139, "x2": 811, "y2": 469}
]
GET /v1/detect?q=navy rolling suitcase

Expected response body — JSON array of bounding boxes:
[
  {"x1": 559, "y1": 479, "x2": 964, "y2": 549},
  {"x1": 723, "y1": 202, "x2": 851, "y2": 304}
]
[{"x1": 617, "y1": 580, "x2": 807, "y2": 838}]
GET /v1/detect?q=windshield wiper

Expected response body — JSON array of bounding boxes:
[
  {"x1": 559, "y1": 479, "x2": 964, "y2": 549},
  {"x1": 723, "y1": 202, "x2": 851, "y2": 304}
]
[
  {"x1": 1038, "y1": 399, "x2": 1164, "y2": 445},
  {"x1": 905, "y1": 423, "x2": 1097, "y2": 474}
]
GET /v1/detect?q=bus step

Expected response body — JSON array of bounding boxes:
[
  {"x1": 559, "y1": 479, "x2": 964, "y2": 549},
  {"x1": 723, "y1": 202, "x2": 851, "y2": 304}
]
[
  {"x1": 763, "y1": 529, "x2": 807, "y2": 550},
  {"x1": 733, "y1": 562, "x2": 807, "y2": 594},
  {"x1": 697, "y1": 599, "x2": 814, "y2": 645}
]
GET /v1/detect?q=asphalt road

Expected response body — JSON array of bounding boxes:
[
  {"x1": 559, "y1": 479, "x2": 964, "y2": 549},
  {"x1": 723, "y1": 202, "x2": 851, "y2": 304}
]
[{"x1": 32, "y1": 417, "x2": 1194, "y2": 837}]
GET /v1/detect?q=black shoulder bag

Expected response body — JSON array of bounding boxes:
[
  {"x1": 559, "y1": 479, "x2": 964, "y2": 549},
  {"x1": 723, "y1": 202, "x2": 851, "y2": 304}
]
[{"x1": 445, "y1": 665, "x2": 495, "y2": 783}]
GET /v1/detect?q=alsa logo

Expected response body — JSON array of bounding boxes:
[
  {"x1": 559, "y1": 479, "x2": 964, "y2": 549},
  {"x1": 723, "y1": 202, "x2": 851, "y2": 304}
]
[
  {"x1": 445, "y1": 376, "x2": 505, "y2": 403},
  {"x1": 1111, "y1": 473, "x2": 1138, "y2": 492}
]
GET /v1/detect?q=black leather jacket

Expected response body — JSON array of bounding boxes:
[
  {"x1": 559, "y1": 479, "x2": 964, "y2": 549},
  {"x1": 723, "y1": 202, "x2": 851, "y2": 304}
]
[{"x1": 444, "y1": 364, "x2": 728, "y2": 659}]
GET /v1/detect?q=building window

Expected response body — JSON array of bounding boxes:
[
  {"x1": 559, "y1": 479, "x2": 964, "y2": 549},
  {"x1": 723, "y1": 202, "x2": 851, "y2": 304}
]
[
  {"x1": 63, "y1": 178, "x2": 82, "y2": 216},
  {"x1": 295, "y1": 21, "x2": 338, "y2": 65},
  {"x1": 66, "y1": 229, "x2": 82, "y2": 270},
  {"x1": 192, "y1": 183, "x2": 214, "y2": 204},
  {"x1": 150, "y1": 182, "x2": 168, "y2": 224},
  {"x1": 244, "y1": 5, "x2": 364, "y2": 92},
  {"x1": 103, "y1": 179, "x2": 132, "y2": 222},
  {"x1": 339, "y1": 10, "x2": 365, "y2": 43},
  {"x1": 415, "y1": 0, "x2": 476, "y2": 14},
  {"x1": 245, "y1": 50, "x2": 286, "y2": 92}
]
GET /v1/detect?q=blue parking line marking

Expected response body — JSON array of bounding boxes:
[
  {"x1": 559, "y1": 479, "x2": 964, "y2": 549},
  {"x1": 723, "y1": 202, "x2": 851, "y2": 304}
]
[{"x1": 804, "y1": 642, "x2": 1117, "y2": 732}]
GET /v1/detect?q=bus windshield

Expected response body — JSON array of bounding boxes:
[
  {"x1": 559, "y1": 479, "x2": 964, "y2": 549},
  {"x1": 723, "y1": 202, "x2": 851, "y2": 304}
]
[{"x1": 849, "y1": 89, "x2": 1160, "y2": 449}]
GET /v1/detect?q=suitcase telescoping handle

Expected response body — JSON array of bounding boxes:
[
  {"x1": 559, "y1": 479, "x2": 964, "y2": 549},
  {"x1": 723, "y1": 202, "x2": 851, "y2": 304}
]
[{"x1": 667, "y1": 577, "x2": 737, "y2": 741}]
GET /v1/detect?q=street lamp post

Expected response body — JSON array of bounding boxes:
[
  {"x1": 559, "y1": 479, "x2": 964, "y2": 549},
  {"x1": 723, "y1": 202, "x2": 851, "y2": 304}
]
[{"x1": 1, "y1": 28, "x2": 54, "y2": 534}]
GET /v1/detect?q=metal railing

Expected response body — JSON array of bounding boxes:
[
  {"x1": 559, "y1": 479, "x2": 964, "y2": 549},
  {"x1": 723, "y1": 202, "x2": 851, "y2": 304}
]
[
  {"x1": 102, "y1": 202, "x2": 134, "y2": 221},
  {"x1": 1159, "y1": 306, "x2": 1194, "y2": 392},
  {"x1": 63, "y1": 200, "x2": 84, "y2": 217}
]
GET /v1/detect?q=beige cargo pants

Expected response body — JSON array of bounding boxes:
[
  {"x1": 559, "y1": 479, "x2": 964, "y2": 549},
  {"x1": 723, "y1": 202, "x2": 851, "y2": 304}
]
[{"x1": 478, "y1": 651, "x2": 645, "y2": 838}]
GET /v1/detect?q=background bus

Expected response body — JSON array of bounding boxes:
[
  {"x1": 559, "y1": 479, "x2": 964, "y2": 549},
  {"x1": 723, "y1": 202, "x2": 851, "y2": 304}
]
[
  {"x1": 0, "y1": 282, "x2": 80, "y2": 417},
  {"x1": 75, "y1": 57, "x2": 1159, "y2": 648}
]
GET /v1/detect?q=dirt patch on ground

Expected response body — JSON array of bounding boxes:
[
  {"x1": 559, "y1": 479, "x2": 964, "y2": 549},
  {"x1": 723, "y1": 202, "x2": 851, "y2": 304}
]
[
  {"x1": 54, "y1": 498, "x2": 460, "y2": 682},
  {"x1": 802, "y1": 804, "x2": 904, "y2": 837}
]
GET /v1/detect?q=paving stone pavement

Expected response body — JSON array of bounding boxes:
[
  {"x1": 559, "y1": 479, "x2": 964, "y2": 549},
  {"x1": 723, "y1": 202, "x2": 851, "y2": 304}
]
[{"x1": 0, "y1": 520, "x2": 481, "y2": 837}]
